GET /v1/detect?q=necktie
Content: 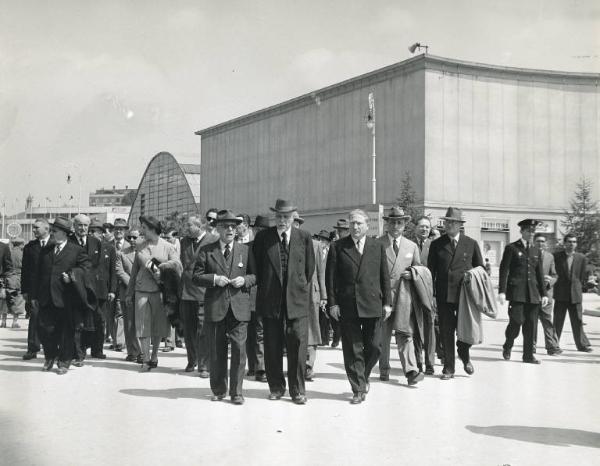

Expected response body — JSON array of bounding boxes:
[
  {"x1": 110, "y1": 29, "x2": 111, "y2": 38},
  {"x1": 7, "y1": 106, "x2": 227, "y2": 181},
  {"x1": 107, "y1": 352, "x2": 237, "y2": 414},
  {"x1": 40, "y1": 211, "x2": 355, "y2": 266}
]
[
  {"x1": 418, "y1": 239, "x2": 423, "y2": 251},
  {"x1": 79, "y1": 238, "x2": 85, "y2": 247},
  {"x1": 281, "y1": 232, "x2": 287, "y2": 249},
  {"x1": 451, "y1": 239, "x2": 457, "y2": 251},
  {"x1": 393, "y1": 239, "x2": 399, "y2": 256},
  {"x1": 224, "y1": 244, "x2": 230, "y2": 259},
  {"x1": 40, "y1": 240, "x2": 45, "y2": 248},
  {"x1": 355, "y1": 239, "x2": 362, "y2": 255},
  {"x1": 54, "y1": 245, "x2": 61, "y2": 255}
]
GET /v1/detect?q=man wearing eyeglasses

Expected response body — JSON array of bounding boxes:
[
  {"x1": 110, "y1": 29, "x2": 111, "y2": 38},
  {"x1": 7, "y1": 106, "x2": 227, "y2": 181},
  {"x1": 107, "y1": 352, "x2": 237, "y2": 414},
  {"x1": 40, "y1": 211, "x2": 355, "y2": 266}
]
[
  {"x1": 115, "y1": 228, "x2": 142, "y2": 362},
  {"x1": 205, "y1": 208, "x2": 218, "y2": 236}
]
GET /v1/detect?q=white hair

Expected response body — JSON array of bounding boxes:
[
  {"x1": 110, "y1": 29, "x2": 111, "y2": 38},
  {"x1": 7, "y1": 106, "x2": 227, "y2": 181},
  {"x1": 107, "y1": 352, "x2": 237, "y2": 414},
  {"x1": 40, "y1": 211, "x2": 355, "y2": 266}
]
[
  {"x1": 73, "y1": 214, "x2": 90, "y2": 224},
  {"x1": 348, "y1": 209, "x2": 369, "y2": 222}
]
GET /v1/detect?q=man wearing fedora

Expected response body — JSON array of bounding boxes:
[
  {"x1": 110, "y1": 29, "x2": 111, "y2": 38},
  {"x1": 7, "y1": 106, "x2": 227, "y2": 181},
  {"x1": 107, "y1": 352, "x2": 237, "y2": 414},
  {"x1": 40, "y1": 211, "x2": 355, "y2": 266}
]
[
  {"x1": 179, "y1": 215, "x2": 218, "y2": 375},
  {"x1": 328, "y1": 219, "x2": 350, "y2": 348},
  {"x1": 499, "y1": 219, "x2": 548, "y2": 364},
  {"x1": 327, "y1": 209, "x2": 392, "y2": 403},
  {"x1": 253, "y1": 199, "x2": 315, "y2": 404},
  {"x1": 31, "y1": 217, "x2": 91, "y2": 374},
  {"x1": 377, "y1": 206, "x2": 423, "y2": 385},
  {"x1": 246, "y1": 214, "x2": 270, "y2": 381},
  {"x1": 193, "y1": 210, "x2": 256, "y2": 404},
  {"x1": 428, "y1": 207, "x2": 484, "y2": 379}
]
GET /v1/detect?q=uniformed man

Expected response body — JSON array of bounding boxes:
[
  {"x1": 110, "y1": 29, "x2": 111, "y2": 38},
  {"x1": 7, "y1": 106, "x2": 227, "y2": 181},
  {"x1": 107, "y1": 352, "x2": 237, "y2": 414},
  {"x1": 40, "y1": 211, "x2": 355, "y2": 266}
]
[{"x1": 499, "y1": 219, "x2": 548, "y2": 364}]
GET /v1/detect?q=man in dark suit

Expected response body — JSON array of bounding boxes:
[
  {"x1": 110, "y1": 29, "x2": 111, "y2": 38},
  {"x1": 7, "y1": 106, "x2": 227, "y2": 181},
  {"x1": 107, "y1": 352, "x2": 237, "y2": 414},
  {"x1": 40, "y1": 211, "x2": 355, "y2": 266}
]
[
  {"x1": 193, "y1": 210, "x2": 256, "y2": 404},
  {"x1": 553, "y1": 233, "x2": 593, "y2": 352},
  {"x1": 328, "y1": 219, "x2": 351, "y2": 348},
  {"x1": 252, "y1": 199, "x2": 315, "y2": 405},
  {"x1": 31, "y1": 217, "x2": 90, "y2": 374},
  {"x1": 428, "y1": 207, "x2": 484, "y2": 379},
  {"x1": 21, "y1": 218, "x2": 52, "y2": 360},
  {"x1": 499, "y1": 219, "x2": 548, "y2": 364},
  {"x1": 532, "y1": 233, "x2": 561, "y2": 355},
  {"x1": 413, "y1": 215, "x2": 438, "y2": 374},
  {"x1": 327, "y1": 209, "x2": 392, "y2": 403},
  {"x1": 179, "y1": 215, "x2": 218, "y2": 375}
]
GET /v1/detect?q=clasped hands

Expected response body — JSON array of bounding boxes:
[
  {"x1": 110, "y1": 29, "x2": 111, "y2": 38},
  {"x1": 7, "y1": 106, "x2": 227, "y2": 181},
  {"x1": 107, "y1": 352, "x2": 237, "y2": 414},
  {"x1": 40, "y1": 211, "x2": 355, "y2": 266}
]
[{"x1": 214, "y1": 275, "x2": 245, "y2": 288}]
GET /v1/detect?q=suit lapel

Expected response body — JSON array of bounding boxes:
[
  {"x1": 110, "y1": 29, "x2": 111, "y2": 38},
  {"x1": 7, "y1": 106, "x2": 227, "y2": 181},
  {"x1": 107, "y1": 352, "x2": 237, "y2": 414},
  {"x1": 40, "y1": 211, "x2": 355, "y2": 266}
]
[
  {"x1": 356, "y1": 237, "x2": 374, "y2": 279},
  {"x1": 384, "y1": 236, "x2": 397, "y2": 269},
  {"x1": 266, "y1": 229, "x2": 283, "y2": 284},
  {"x1": 210, "y1": 243, "x2": 228, "y2": 274},
  {"x1": 341, "y1": 236, "x2": 361, "y2": 269}
]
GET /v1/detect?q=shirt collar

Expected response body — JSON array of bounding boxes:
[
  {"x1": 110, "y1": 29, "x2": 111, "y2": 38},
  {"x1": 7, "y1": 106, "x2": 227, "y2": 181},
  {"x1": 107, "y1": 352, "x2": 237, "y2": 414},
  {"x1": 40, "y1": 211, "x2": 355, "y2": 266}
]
[
  {"x1": 387, "y1": 233, "x2": 401, "y2": 244},
  {"x1": 55, "y1": 239, "x2": 67, "y2": 249},
  {"x1": 450, "y1": 233, "x2": 460, "y2": 242},
  {"x1": 219, "y1": 240, "x2": 233, "y2": 251},
  {"x1": 277, "y1": 227, "x2": 292, "y2": 242}
]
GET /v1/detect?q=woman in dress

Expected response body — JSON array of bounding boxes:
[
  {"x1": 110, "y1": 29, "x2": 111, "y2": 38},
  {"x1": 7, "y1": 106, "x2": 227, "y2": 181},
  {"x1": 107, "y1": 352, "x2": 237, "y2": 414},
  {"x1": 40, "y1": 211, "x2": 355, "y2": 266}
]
[{"x1": 126, "y1": 216, "x2": 181, "y2": 371}]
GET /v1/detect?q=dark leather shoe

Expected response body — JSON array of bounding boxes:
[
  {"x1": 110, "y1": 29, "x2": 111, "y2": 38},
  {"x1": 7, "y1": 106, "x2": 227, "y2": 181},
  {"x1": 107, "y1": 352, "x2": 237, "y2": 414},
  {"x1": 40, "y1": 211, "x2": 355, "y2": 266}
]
[
  {"x1": 502, "y1": 348, "x2": 511, "y2": 360},
  {"x1": 305, "y1": 367, "x2": 314, "y2": 381},
  {"x1": 136, "y1": 355, "x2": 144, "y2": 364},
  {"x1": 407, "y1": 371, "x2": 425, "y2": 385},
  {"x1": 125, "y1": 354, "x2": 136, "y2": 362},
  {"x1": 91, "y1": 353, "x2": 106, "y2": 360},
  {"x1": 42, "y1": 358, "x2": 56, "y2": 371},
  {"x1": 523, "y1": 357, "x2": 541, "y2": 364},
  {"x1": 185, "y1": 364, "x2": 196, "y2": 372},
  {"x1": 351, "y1": 393, "x2": 363, "y2": 404},
  {"x1": 580, "y1": 347, "x2": 593, "y2": 353},
  {"x1": 255, "y1": 371, "x2": 267, "y2": 382},
  {"x1": 463, "y1": 361, "x2": 474, "y2": 375},
  {"x1": 72, "y1": 359, "x2": 84, "y2": 368},
  {"x1": 57, "y1": 367, "x2": 68, "y2": 375},
  {"x1": 292, "y1": 395, "x2": 307, "y2": 405},
  {"x1": 246, "y1": 369, "x2": 255, "y2": 376},
  {"x1": 149, "y1": 361, "x2": 158, "y2": 369},
  {"x1": 231, "y1": 395, "x2": 244, "y2": 405},
  {"x1": 440, "y1": 372, "x2": 454, "y2": 380},
  {"x1": 114, "y1": 346, "x2": 123, "y2": 352},
  {"x1": 198, "y1": 369, "x2": 209, "y2": 378},
  {"x1": 22, "y1": 352, "x2": 37, "y2": 360},
  {"x1": 379, "y1": 372, "x2": 389, "y2": 381},
  {"x1": 161, "y1": 346, "x2": 174, "y2": 353},
  {"x1": 211, "y1": 394, "x2": 225, "y2": 401},
  {"x1": 331, "y1": 339, "x2": 340, "y2": 348},
  {"x1": 268, "y1": 392, "x2": 284, "y2": 400},
  {"x1": 548, "y1": 348, "x2": 563, "y2": 356},
  {"x1": 425, "y1": 366, "x2": 435, "y2": 375}
]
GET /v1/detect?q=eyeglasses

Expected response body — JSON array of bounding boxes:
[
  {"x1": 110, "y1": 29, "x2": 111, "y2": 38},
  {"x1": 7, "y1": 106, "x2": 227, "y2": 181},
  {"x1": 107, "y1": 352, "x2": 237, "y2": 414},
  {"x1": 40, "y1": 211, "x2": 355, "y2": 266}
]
[
  {"x1": 126, "y1": 236, "x2": 139, "y2": 241},
  {"x1": 219, "y1": 224, "x2": 237, "y2": 230}
]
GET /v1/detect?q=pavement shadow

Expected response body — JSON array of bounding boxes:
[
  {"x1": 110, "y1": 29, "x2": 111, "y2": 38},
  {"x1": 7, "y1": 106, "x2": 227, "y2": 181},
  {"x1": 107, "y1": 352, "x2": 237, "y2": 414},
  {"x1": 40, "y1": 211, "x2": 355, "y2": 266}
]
[
  {"x1": 0, "y1": 362, "x2": 46, "y2": 372},
  {"x1": 120, "y1": 386, "x2": 352, "y2": 403},
  {"x1": 466, "y1": 425, "x2": 600, "y2": 448}
]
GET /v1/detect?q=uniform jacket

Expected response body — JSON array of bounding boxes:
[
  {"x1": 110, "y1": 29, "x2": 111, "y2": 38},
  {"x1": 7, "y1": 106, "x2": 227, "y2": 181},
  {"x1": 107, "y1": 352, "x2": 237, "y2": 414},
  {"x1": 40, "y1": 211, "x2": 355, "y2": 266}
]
[
  {"x1": 94, "y1": 240, "x2": 117, "y2": 300},
  {"x1": 22, "y1": 238, "x2": 53, "y2": 295},
  {"x1": 553, "y1": 251, "x2": 587, "y2": 304},
  {"x1": 33, "y1": 241, "x2": 91, "y2": 308},
  {"x1": 192, "y1": 240, "x2": 256, "y2": 322},
  {"x1": 498, "y1": 240, "x2": 546, "y2": 304},
  {"x1": 428, "y1": 233, "x2": 484, "y2": 304},
  {"x1": 377, "y1": 234, "x2": 421, "y2": 306},
  {"x1": 541, "y1": 250, "x2": 558, "y2": 300},
  {"x1": 326, "y1": 235, "x2": 392, "y2": 319},
  {"x1": 252, "y1": 226, "x2": 315, "y2": 320},
  {"x1": 179, "y1": 233, "x2": 219, "y2": 302}
]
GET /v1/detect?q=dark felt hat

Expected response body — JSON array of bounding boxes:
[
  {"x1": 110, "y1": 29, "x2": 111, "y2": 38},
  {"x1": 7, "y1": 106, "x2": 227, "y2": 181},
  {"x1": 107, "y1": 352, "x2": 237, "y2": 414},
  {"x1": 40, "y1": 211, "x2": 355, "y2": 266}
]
[
  {"x1": 294, "y1": 216, "x2": 305, "y2": 225},
  {"x1": 89, "y1": 219, "x2": 104, "y2": 231},
  {"x1": 139, "y1": 215, "x2": 162, "y2": 234},
  {"x1": 383, "y1": 206, "x2": 411, "y2": 221},
  {"x1": 113, "y1": 218, "x2": 129, "y2": 230},
  {"x1": 440, "y1": 207, "x2": 466, "y2": 223},
  {"x1": 270, "y1": 199, "x2": 297, "y2": 213},
  {"x1": 251, "y1": 215, "x2": 270, "y2": 228},
  {"x1": 316, "y1": 229, "x2": 330, "y2": 241},
  {"x1": 51, "y1": 216, "x2": 73, "y2": 233},
  {"x1": 216, "y1": 210, "x2": 243, "y2": 225},
  {"x1": 518, "y1": 219, "x2": 541, "y2": 229},
  {"x1": 333, "y1": 219, "x2": 349, "y2": 230}
]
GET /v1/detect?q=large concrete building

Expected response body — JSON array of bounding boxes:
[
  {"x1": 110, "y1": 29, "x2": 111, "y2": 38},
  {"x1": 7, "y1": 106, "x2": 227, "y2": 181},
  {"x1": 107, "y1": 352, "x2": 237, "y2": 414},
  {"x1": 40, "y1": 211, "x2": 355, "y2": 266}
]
[{"x1": 196, "y1": 54, "x2": 600, "y2": 268}]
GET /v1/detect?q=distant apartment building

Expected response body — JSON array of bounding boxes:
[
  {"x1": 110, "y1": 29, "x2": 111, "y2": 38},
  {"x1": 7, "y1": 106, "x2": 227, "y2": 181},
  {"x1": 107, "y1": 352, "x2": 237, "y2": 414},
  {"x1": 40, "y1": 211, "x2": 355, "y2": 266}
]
[{"x1": 89, "y1": 186, "x2": 136, "y2": 207}]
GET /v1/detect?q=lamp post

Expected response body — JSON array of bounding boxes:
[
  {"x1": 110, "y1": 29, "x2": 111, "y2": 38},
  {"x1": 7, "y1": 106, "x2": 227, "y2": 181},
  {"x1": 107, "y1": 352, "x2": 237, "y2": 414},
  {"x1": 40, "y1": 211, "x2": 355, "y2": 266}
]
[{"x1": 366, "y1": 92, "x2": 376, "y2": 204}]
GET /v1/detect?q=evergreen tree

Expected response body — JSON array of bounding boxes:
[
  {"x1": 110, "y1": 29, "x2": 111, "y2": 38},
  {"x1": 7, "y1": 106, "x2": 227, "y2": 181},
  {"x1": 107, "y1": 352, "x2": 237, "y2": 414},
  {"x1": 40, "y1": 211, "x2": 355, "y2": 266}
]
[
  {"x1": 396, "y1": 171, "x2": 423, "y2": 240},
  {"x1": 562, "y1": 176, "x2": 600, "y2": 266}
]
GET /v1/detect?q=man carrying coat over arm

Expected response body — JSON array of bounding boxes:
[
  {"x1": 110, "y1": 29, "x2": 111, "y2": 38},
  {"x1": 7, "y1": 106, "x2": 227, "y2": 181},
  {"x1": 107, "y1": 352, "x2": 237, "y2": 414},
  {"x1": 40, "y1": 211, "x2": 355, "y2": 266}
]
[
  {"x1": 193, "y1": 210, "x2": 256, "y2": 405},
  {"x1": 327, "y1": 209, "x2": 392, "y2": 404}
]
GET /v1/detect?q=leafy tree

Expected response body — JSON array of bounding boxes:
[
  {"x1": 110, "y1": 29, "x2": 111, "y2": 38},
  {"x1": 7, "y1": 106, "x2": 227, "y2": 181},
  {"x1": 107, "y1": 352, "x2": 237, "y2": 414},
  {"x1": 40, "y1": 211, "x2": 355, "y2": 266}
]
[
  {"x1": 396, "y1": 171, "x2": 424, "y2": 240},
  {"x1": 562, "y1": 176, "x2": 600, "y2": 266},
  {"x1": 163, "y1": 210, "x2": 189, "y2": 236}
]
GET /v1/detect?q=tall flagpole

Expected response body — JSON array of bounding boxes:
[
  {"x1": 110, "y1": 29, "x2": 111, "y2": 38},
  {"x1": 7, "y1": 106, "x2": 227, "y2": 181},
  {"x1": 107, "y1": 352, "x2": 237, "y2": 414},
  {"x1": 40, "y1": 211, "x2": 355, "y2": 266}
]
[{"x1": 367, "y1": 92, "x2": 376, "y2": 205}]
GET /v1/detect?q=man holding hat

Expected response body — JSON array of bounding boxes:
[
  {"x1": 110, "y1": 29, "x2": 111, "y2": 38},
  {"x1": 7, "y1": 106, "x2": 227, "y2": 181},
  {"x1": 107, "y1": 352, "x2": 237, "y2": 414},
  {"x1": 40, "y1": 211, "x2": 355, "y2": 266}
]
[
  {"x1": 428, "y1": 207, "x2": 484, "y2": 379},
  {"x1": 253, "y1": 199, "x2": 315, "y2": 404},
  {"x1": 31, "y1": 217, "x2": 91, "y2": 374},
  {"x1": 377, "y1": 206, "x2": 423, "y2": 385},
  {"x1": 499, "y1": 219, "x2": 548, "y2": 364},
  {"x1": 193, "y1": 210, "x2": 256, "y2": 404}
]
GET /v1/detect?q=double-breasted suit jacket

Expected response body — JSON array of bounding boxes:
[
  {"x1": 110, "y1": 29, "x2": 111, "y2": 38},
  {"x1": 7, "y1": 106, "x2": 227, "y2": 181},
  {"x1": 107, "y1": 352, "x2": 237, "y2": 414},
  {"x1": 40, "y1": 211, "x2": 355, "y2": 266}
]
[
  {"x1": 553, "y1": 251, "x2": 587, "y2": 304},
  {"x1": 377, "y1": 235, "x2": 421, "y2": 306},
  {"x1": 95, "y1": 240, "x2": 117, "y2": 301},
  {"x1": 193, "y1": 241, "x2": 256, "y2": 323},
  {"x1": 427, "y1": 234, "x2": 484, "y2": 305},
  {"x1": 326, "y1": 235, "x2": 392, "y2": 319},
  {"x1": 22, "y1": 239, "x2": 52, "y2": 296},
  {"x1": 252, "y1": 227, "x2": 315, "y2": 320},
  {"x1": 498, "y1": 240, "x2": 546, "y2": 304}
]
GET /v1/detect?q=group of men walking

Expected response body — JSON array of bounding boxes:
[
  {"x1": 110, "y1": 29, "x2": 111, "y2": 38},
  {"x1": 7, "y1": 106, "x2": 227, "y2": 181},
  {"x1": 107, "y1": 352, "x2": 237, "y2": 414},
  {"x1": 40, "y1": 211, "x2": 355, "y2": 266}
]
[{"x1": 11, "y1": 198, "x2": 594, "y2": 404}]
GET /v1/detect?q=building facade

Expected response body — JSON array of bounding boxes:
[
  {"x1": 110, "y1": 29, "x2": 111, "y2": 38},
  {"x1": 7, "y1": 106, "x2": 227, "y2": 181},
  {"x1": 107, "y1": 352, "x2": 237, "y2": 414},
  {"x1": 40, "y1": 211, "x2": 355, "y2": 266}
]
[{"x1": 89, "y1": 186, "x2": 136, "y2": 207}]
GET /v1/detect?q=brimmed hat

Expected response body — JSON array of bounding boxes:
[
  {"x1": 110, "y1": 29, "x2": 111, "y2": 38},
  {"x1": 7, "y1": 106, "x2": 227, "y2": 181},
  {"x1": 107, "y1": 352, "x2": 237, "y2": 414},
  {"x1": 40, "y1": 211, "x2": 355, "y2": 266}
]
[
  {"x1": 383, "y1": 206, "x2": 411, "y2": 221},
  {"x1": 216, "y1": 210, "x2": 243, "y2": 225},
  {"x1": 11, "y1": 237, "x2": 25, "y2": 245},
  {"x1": 316, "y1": 229, "x2": 330, "y2": 241},
  {"x1": 270, "y1": 199, "x2": 297, "y2": 213},
  {"x1": 251, "y1": 215, "x2": 270, "y2": 228},
  {"x1": 139, "y1": 215, "x2": 162, "y2": 234},
  {"x1": 51, "y1": 216, "x2": 73, "y2": 233},
  {"x1": 333, "y1": 219, "x2": 349, "y2": 230},
  {"x1": 294, "y1": 216, "x2": 305, "y2": 225},
  {"x1": 102, "y1": 222, "x2": 114, "y2": 231},
  {"x1": 89, "y1": 219, "x2": 104, "y2": 231},
  {"x1": 518, "y1": 219, "x2": 541, "y2": 229},
  {"x1": 113, "y1": 218, "x2": 129, "y2": 230},
  {"x1": 440, "y1": 207, "x2": 466, "y2": 223},
  {"x1": 236, "y1": 213, "x2": 251, "y2": 225}
]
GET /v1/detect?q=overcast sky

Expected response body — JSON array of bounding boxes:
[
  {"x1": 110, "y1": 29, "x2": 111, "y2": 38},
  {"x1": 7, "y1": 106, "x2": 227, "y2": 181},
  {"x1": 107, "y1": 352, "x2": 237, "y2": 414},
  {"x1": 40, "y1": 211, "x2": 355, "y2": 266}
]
[{"x1": 1, "y1": 0, "x2": 598, "y2": 215}]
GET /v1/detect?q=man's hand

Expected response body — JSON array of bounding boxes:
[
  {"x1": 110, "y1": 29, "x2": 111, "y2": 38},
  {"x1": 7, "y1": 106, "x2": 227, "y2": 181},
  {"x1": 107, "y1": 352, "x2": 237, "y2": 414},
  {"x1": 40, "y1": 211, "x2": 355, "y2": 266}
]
[
  {"x1": 400, "y1": 271, "x2": 412, "y2": 280},
  {"x1": 541, "y1": 296, "x2": 549, "y2": 307},
  {"x1": 319, "y1": 299, "x2": 327, "y2": 308},
  {"x1": 107, "y1": 292, "x2": 116, "y2": 303},
  {"x1": 498, "y1": 293, "x2": 506, "y2": 305},
  {"x1": 329, "y1": 305, "x2": 340, "y2": 321},
  {"x1": 214, "y1": 275, "x2": 230, "y2": 287},
  {"x1": 62, "y1": 272, "x2": 71, "y2": 283},
  {"x1": 383, "y1": 305, "x2": 392, "y2": 321},
  {"x1": 229, "y1": 277, "x2": 245, "y2": 288}
]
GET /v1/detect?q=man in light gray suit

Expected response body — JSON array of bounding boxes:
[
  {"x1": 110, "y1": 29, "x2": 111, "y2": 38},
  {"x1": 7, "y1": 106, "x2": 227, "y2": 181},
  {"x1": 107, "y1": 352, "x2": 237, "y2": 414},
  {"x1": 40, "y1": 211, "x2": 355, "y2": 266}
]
[{"x1": 377, "y1": 207, "x2": 423, "y2": 385}]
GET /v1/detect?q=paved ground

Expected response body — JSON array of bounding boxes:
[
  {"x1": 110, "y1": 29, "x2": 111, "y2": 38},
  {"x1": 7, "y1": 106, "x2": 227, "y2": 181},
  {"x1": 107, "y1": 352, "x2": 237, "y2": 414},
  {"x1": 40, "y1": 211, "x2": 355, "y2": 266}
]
[{"x1": 1, "y1": 296, "x2": 599, "y2": 466}]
